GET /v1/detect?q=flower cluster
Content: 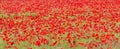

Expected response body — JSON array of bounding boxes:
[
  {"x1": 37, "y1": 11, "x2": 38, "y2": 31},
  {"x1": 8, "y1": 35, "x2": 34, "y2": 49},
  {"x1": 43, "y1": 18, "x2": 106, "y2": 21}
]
[{"x1": 0, "y1": 0, "x2": 120, "y2": 49}]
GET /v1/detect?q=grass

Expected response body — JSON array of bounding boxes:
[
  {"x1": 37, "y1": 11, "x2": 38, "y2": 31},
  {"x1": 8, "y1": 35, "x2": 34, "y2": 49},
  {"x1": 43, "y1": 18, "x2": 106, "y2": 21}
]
[{"x1": 0, "y1": 12, "x2": 38, "y2": 18}]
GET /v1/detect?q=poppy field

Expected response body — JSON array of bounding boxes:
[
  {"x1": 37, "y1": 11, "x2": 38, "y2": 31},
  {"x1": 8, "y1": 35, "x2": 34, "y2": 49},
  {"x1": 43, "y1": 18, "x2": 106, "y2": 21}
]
[{"x1": 0, "y1": 0, "x2": 120, "y2": 49}]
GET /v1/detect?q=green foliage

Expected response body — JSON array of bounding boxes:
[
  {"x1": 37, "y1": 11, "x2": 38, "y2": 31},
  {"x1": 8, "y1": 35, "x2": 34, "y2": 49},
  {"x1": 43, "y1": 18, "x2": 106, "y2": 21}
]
[{"x1": 0, "y1": 38, "x2": 6, "y2": 49}]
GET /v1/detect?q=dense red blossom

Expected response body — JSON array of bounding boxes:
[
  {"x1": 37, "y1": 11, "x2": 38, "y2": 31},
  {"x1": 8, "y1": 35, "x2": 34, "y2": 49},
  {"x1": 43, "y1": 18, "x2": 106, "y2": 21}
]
[{"x1": 0, "y1": 0, "x2": 120, "y2": 49}]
